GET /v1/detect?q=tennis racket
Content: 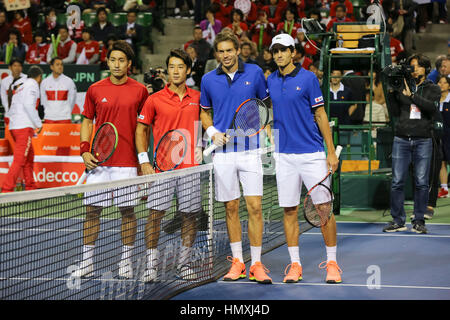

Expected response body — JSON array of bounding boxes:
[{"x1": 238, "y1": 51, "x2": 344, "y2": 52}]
[
  {"x1": 76, "y1": 122, "x2": 119, "y2": 185},
  {"x1": 303, "y1": 145, "x2": 342, "y2": 228},
  {"x1": 153, "y1": 129, "x2": 188, "y2": 172},
  {"x1": 203, "y1": 98, "x2": 270, "y2": 157}
]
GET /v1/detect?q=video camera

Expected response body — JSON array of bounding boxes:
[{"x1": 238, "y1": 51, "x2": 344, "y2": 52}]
[
  {"x1": 381, "y1": 62, "x2": 415, "y2": 93},
  {"x1": 143, "y1": 67, "x2": 167, "y2": 93}
]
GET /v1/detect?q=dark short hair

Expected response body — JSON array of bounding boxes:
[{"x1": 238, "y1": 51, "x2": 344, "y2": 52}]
[
  {"x1": 231, "y1": 8, "x2": 244, "y2": 21},
  {"x1": 50, "y1": 57, "x2": 63, "y2": 65},
  {"x1": 240, "y1": 41, "x2": 252, "y2": 50},
  {"x1": 96, "y1": 7, "x2": 108, "y2": 17},
  {"x1": 9, "y1": 57, "x2": 23, "y2": 67},
  {"x1": 166, "y1": 48, "x2": 192, "y2": 69},
  {"x1": 408, "y1": 53, "x2": 432, "y2": 74},
  {"x1": 213, "y1": 30, "x2": 240, "y2": 52},
  {"x1": 58, "y1": 25, "x2": 69, "y2": 33},
  {"x1": 437, "y1": 75, "x2": 450, "y2": 86},
  {"x1": 336, "y1": 4, "x2": 347, "y2": 12},
  {"x1": 28, "y1": 65, "x2": 43, "y2": 79},
  {"x1": 107, "y1": 40, "x2": 135, "y2": 61}
]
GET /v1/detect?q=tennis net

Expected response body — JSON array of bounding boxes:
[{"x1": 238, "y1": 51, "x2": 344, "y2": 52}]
[{"x1": 0, "y1": 149, "x2": 312, "y2": 300}]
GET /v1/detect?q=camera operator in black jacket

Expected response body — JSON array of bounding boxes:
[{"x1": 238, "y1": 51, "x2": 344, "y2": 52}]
[{"x1": 383, "y1": 54, "x2": 441, "y2": 234}]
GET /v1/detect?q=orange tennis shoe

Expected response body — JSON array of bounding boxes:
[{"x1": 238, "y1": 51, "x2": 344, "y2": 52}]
[
  {"x1": 249, "y1": 262, "x2": 272, "y2": 284},
  {"x1": 283, "y1": 262, "x2": 303, "y2": 283},
  {"x1": 223, "y1": 256, "x2": 246, "y2": 281},
  {"x1": 319, "y1": 260, "x2": 342, "y2": 283}
]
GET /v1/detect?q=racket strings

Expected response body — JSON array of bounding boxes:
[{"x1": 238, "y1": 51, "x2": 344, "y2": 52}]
[
  {"x1": 92, "y1": 126, "x2": 116, "y2": 162},
  {"x1": 234, "y1": 100, "x2": 268, "y2": 136},
  {"x1": 304, "y1": 185, "x2": 333, "y2": 227},
  {"x1": 156, "y1": 132, "x2": 187, "y2": 171}
]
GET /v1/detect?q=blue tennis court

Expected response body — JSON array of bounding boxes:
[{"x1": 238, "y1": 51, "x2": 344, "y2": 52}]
[{"x1": 172, "y1": 222, "x2": 450, "y2": 300}]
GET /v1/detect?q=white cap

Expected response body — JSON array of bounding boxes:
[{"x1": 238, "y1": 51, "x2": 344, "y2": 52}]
[{"x1": 269, "y1": 33, "x2": 295, "y2": 50}]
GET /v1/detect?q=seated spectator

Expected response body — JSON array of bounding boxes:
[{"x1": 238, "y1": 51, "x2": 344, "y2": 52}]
[
  {"x1": 293, "y1": 44, "x2": 312, "y2": 69},
  {"x1": 91, "y1": 7, "x2": 116, "y2": 46},
  {"x1": 26, "y1": 30, "x2": 50, "y2": 64},
  {"x1": 240, "y1": 31, "x2": 259, "y2": 56},
  {"x1": 387, "y1": 25, "x2": 406, "y2": 64},
  {"x1": 100, "y1": 33, "x2": 117, "y2": 69},
  {"x1": 329, "y1": 69, "x2": 356, "y2": 125},
  {"x1": 118, "y1": 9, "x2": 143, "y2": 73},
  {"x1": 308, "y1": 60, "x2": 324, "y2": 86},
  {"x1": 12, "y1": 10, "x2": 33, "y2": 45},
  {"x1": 83, "y1": 0, "x2": 114, "y2": 14},
  {"x1": 245, "y1": 0, "x2": 260, "y2": 25},
  {"x1": 184, "y1": 26, "x2": 212, "y2": 62},
  {"x1": 205, "y1": 50, "x2": 220, "y2": 73},
  {"x1": 46, "y1": 26, "x2": 77, "y2": 64},
  {"x1": 250, "y1": 10, "x2": 275, "y2": 50},
  {"x1": 257, "y1": 46, "x2": 277, "y2": 72},
  {"x1": 276, "y1": 7, "x2": 302, "y2": 38},
  {"x1": 326, "y1": 4, "x2": 352, "y2": 31},
  {"x1": 240, "y1": 41, "x2": 258, "y2": 64},
  {"x1": 427, "y1": 55, "x2": 448, "y2": 83},
  {"x1": 40, "y1": 8, "x2": 60, "y2": 41},
  {"x1": 280, "y1": 0, "x2": 306, "y2": 21},
  {"x1": 439, "y1": 55, "x2": 450, "y2": 77},
  {"x1": 308, "y1": 8, "x2": 328, "y2": 31},
  {"x1": 0, "y1": 10, "x2": 10, "y2": 47},
  {"x1": 1, "y1": 29, "x2": 28, "y2": 63},
  {"x1": 200, "y1": 6, "x2": 223, "y2": 46},
  {"x1": 262, "y1": 0, "x2": 284, "y2": 26},
  {"x1": 185, "y1": 45, "x2": 205, "y2": 89},
  {"x1": 227, "y1": 9, "x2": 248, "y2": 38},
  {"x1": 76, "y1": 28, "x2": 100, "y2": 64},
  {"x1": 295, "y1": 28, "x2": 318, "y2": 58},
  {"x1": 213, "y1": 0, "x2": 233, "y2": 27},
  {"x1": 329, "y1": 0, "x2": 354, "y2": 20}
]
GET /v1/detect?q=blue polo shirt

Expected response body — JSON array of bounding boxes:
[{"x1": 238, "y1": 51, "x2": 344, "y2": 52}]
[
  {"x1": 267, "y1": 64, "x2": 325, "y2": 154},
  {"x1": 200, "y1": 59, "x2": 268, "y2": 152}
]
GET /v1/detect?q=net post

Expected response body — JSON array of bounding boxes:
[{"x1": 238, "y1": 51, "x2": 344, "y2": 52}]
[{"x1": 207, "y1": 166, "x2": 214, "y2": 276}]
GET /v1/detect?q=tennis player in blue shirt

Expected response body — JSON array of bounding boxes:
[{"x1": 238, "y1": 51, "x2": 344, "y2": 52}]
[
  {"x1": 200, "y1": 30, "x2": 273, "y2": 284},
  {"x1": 267, "y1": 33, "x2": 342, "y2": 283}
]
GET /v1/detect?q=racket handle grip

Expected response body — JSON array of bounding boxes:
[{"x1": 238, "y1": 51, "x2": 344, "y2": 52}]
[
  {"x1": 335, "y1": 145, "x2": 343, "y2": 158},
  {"x1": 76, "y1": 171, "x2": 87, "y2": 185},
  {"x1": 203, "y1": 143, "x2": 219, "y2": 157}
]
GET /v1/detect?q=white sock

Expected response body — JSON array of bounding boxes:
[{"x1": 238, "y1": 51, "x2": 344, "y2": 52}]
[
  {"x1": 82, "y1": 245, "x2": 95, "y2": 263},
  {"x1": 250, "y1": 246, "x2": 262, "y2": 266},
  {"x1": 441, "y1": 184, "x2": 448, "y2": 191},
  {"x1": 326, "y1": 245, "x2": 337, "y2": 263},
  {"x1": 288, "y1": 246, "x2": 301, "y2": 265},
  {"x1": 121, "y1": 245, "x2": 133, "y2": 261},
  {"x1": 147, "y1": 248, "x2": 159, "y2": 269},
  {"x1": 178, "y1": 245, "x2": 191, "y2": 266},
  {"x1": 230, "y1": 241, "x2": 244, "y2": 263}
]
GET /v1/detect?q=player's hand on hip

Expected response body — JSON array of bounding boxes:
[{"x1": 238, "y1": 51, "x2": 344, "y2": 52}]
[
  {"x1": 327, "y1": 153, "x2": 339, "y2": 174},
  {"x1": 82, "y1": 152, "x2": 99, "y2": 171},
  {"x1": 140, "y1": 162, "x2": 155, "y2": 175},
  {"x1": 212, "y1": 132, "x2": 229, "y2": 147}
]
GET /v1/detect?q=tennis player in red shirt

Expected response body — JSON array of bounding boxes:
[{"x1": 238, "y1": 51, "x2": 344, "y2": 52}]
[
  {"x1": 74, "y1": 40, "x2": 148, "y2": 279},
  {"x1": 135, "y1": 49, "x2": 203, "y2": 282}
]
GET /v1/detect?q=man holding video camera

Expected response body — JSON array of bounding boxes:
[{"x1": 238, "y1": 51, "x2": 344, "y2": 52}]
[{"x1": 383, "y1": 54, "x2": 441, "y2": 234}]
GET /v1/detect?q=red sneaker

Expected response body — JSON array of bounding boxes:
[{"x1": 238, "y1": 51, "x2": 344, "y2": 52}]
[{"x1": 438, "y1": 188, "x2": 449, "y2": 198}]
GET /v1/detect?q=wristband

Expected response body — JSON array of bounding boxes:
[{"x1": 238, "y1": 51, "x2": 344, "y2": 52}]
[
  {"x1": 206, "y1": 126, "x2": 220, "y2": 139},
  {"x1": 80, "y1": 141, "x2": 90, "y2": 156},
  {"x1": 138, "y1": 152, "x2": 150, "y2": 164}
]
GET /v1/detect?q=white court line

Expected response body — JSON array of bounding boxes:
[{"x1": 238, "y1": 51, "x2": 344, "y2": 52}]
[{"x1": 220, "y1": 281, "x2": 450, "y2": 291}]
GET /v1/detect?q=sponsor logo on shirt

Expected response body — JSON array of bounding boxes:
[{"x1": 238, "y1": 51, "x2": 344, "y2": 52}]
[
  {"x1": 101, "y1": 97, "x2": 108, "y2": 103},
  {"x1": 189, "y1": 102, "x2": 199, "y2": 106},
  {"x1": 138, "y1": 115, "x2": 145, "y2": 120},
  {"x1": 315, "y1": 96, "x2": 323, "y2": 103},
  {"x1": 245, "y1": 81, "x2": 251, "y2": 85},
  {"x1": 42, "y1": 145, "x2": 58, "y2": 151},
  {"x1": 43, "y1": 131, "x2": 60, "y2": 136},
  {"x1": 296, "y1": 86, "x2": 301, "y2": 91},
  {"x1": 70, "y1": 131, "x2": 80, "y2": 136}
]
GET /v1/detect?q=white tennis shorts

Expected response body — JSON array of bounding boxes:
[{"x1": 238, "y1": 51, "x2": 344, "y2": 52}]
[
  {"x1": 146, "y1": 172, "x2": 202, "y2": 213},
  {"x1": 212, "y1": 150, "x2": 263, "y2": 202},
  {"x1": 83, "y1": 166, "x2": 138, "y2": 207},
  {"x1": 274, "y1": 152, "x2": 329, "y2": 207}
]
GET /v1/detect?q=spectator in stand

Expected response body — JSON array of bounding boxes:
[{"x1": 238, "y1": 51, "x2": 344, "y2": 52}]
[
  {"x1": 281, "y1": 0, "x2": 306, "y2": 21},
  {"x1": 438, "y1": 75, "x2": 450, "y2": 199},
  {"x1": 68, "y1": 8, "x2": 85, "y2": 44},
  {"x1": 308, "y1": 8, "x2": 327, "y2": 31},
  {"x1": 240, "y1": 41, "x2": 258, "y2": 64},
  {"x1": 1, "y1": 29, "x2": 28, "y2": 63},
  {"x1": 262, "y1": 0, "x2": 284, "y2": 26},
  {"x1": 12, "y1": 10, "x2": 33, "y2": 46},
  {"x1": 205, "y1": 50, "x2": 221, "y2": 73},
  {"x1": 0, "y1": 66, "x2": 43, "y2": 193},
  {"x1": 387, "y1": 25, "x2": 406, "y2": 64},
  {"x1": 186, "y1": 45, "x2": 206, "y2": 90},
  {"x1": 83, "y1": 0, "x2": 114, "y2": 14},
  {"x1": 91, "y1": 7, "x2": 116, "y2": 46},
  {"x1": 329, "y1": 0, "x2": 354, "y2": 20},
  {"x1": 174, "y1": 0, "x2": 195, "y2": 19},
  {"x1": 40, "y1": 8, "x2": 60, "y2": 41},
  {"x1": 309, "y1": 60, "x2": 324, "y2": 86},
  {"x1": 250, "y1": 10, "x2": 275, "y2": 51},
  {"x1": 276, "y1": 7, "x2": 302, "y2": 38},
  {"x1": 118, "y1": 9, "x2": 143, "y2": 73},
  {"x1": 329, "y1": 69, "x2": 357, "y2": 125},
  {"x1": 213, "y1": 0, "x2": 233, "y2": 27},
  {"x1": 200, "y1": 6, "x2": 223, "y2": 46},
  {"x1": 76, "y1": 28, "x2": 100, "y2": 64},
  {"x1": 100, "y1": 33, "x2": 117, "y2": 70},
  {"x1": 427, "y1": 55, "x2": 448, "y2": 83},
  {"x1": 26, "y1": 30, "x2": 50, "y2": 65},
  {"x1": 245, "y1": 0, "x2": 260, "y2": 25},
  {"x1": 293, "y1": 43, "x2": 312, "y2": 69},
  {"x1": 0, "y1": 10, "x2": 10, "y2": 47},
  {"x1": 295, "y1": 28, "x2": 318, "y2": 58},
  {"x1": 184, "y1": 26, "x2": 212, "y2": 62},
  {"x1": 40, "y1": 57, "x2": 77, "y2": 123},
  {"x1": 342, "y1": 69, "x2": 367, "y2": 124},
  {"x1": 384, "y1": 0, "x2": 416, "y2": 54},
  {"x1": 256, "y1": 46, "x2": 278, "y2": 72},
  {"x1": 326, "y1": 4, "x2": 352, "y2": 31},
  {"x1": 227, "y1": 9, "x2": 248, "y2": 38},
  {"x1": 439, "y1": 56, "x2": 450, "y2": 77},
  {"x1": 46, "y1": 26, "x2": 77, "y2": 64}
]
